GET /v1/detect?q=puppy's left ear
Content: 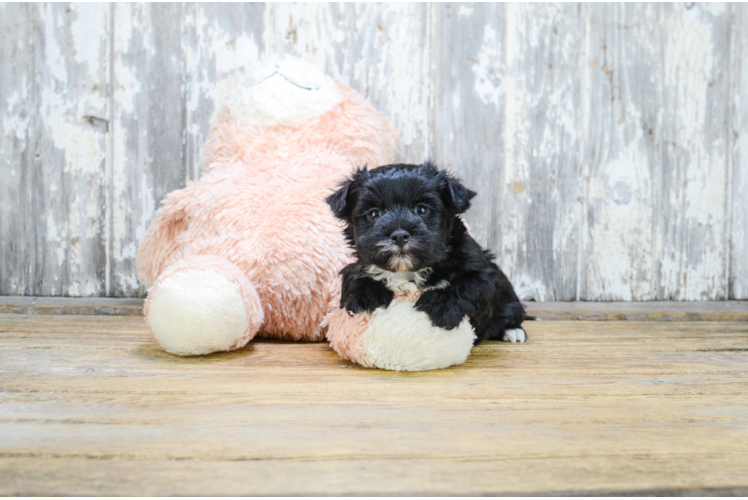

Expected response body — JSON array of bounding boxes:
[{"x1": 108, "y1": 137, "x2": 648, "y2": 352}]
[{"x1": 445, "y1": 175, "x2": 477, "y2": 213}]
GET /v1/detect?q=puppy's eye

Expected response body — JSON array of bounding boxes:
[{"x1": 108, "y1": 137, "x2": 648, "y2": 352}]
[
  {"x1": 367, "y1": 209, "x2": 382, "y2": 221},
  {"x1": 414, "y1": 205, "x2": 430, "y2": 216}
]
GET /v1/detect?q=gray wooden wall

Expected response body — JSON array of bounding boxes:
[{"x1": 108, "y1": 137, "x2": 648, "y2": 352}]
[{"x1": 1, "y1": 3, "x2": 746, "y2": 301}]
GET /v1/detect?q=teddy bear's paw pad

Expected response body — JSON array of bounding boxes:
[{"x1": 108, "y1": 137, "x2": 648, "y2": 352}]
[{"x1": 502, "y1": 328, "x2": 528, "y2": 344}]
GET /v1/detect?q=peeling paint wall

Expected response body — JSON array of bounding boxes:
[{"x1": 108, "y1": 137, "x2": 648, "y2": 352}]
[{"x1": 0, "y1": 2, "x2": 745, "y2": 300}]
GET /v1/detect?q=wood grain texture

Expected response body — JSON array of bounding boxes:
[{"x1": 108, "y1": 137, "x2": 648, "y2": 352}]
[
  {"x1": 36, "y1": 3, "x2": 110, "y2": 298},
  {"x1": 658, "y1": 3, "x2": 733, "y2": 300},
  {"x1": 524, "y1": 299, "x2": 748, "y2": 321},
  {"x1": 581, "y1": 3, "x2": 660, "y2": 301},
  {"x1": 185, "y1": 3, "x2": 267, "y2": 180},
  {"x1": 2, "y1": 296, "x2": 747, "y2": 321},
  {"x1": 732, "y1": 4, "x2": 748, "y2": 299},
  {"x1": 0, "y1": 296, "x2": 145, "y2": 316},
  {"x1": 501, "y1": 3, "x2": 583, "y2": 300},
  {"x1": 0, "y1": 3, "x2": 745, "y2": 300},
  {"x1": 1, "y1": 313, "x2": 747, "y2": 495},
  {"x1": 268, "y1": 3, "x2": 431, "y2": 162},
  {"x1": 1, "y1": 4, "x2": 110, "y2": 297},
  {"x1": 431, "y1": 3, "x2": 504, "y2": 253},
  {"x1": 110, "y1": 3, "x2": 189, "y2": 298},
  {"x1": 0, "y1": 3, "x2": 36, "y2": 296}
]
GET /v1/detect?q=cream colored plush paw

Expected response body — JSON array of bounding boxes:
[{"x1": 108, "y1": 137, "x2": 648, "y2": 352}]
[
  {"x1": 145, "y1": 257, "x2": 264, "y2": 356},
  {"x1": 325, "y1": 297, "x2": 476, "y2": 372}
]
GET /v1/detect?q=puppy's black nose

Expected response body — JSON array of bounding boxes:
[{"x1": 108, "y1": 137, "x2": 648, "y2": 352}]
[{"x1": 390, "y1": 229, "x2": 411, "y2": 247}]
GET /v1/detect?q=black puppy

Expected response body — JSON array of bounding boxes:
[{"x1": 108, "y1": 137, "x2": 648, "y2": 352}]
[{"x1": 326, "y1": 162, "x2": 530, "y2": 344}]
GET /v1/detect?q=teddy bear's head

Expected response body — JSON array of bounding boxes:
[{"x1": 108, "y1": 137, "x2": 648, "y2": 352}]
[
  {"x1": 222, "y1": 58, "x2": 345, "y2": 128},
  {"x1": 204, "y1": 57, "x2": 399, "y2": 173}
]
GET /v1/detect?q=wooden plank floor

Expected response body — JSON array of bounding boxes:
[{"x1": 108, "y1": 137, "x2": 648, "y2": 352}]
[
  {"x1": 1, "y1": 313, "x2": 747, "y2": 496},
  {"x1": 4, "y1": 296, "x2": 748, "y2": 321}
]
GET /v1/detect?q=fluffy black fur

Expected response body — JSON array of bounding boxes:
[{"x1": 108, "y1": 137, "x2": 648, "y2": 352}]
[{"x1": 327, "y1": 162, "x2": 531, "y2": 345}]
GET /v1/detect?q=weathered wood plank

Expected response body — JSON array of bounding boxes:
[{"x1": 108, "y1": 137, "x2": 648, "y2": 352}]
[
  {"x1": 525, "y1": 299, "x2": 748, "y2": 321},
  {"x1": 110, "y1": 4, "x2": 268, "y2": 297},
  {"x1": 0, "y1": 3, "x2": 744, "y2": 302},
  {"x1": 658, "y1": 3, "x2": 733, "y2": 300},
  {"x1": 0, "y1": 297, "x2": 144, "y2": 316},
  {"x1": 430, "y1": 3, "x2": 504, "y2": 253},
  {"x1": 110, "y1": 4, "x2": 191, "y2": 297},
  {"x1": 1, "y1": 457, "x2": 747, "y2": 497},
  {"x1": 501, "y1": 3, "x2": 583, "y2": 301},
  {"x1": 581, "y1": 4, "x2": 661, "y2": 301},
  {"x1": 268, "y1": 3, "x2": 431, "y2": 162},
  {"x1": 185, "y1": 3, "x2": 267, "y2": 180},
  {"x1": 732, "y1": 4, "x2": 748, "y2": 300},
  {"x1": 1, "y1": 314, "x2": 747, "y2": 495},
  {"x1": 0, "y1": 4, "x2": 110, "y2": 297},
  {"x1": 0, "y1": 297, "x2": 748, "y2": 321},
  {"x1": 2, "y1": 297, "x2": 747, "y2": 321},
  {"x1": 34, "y1": 3, "x2": 109, "y2": 296},
  {"x1": 0, "y1": 4, "x2": 36, "y2": 296},
  {"x1": 36, "y1": 3, "x2": 110, "y2": 297}
]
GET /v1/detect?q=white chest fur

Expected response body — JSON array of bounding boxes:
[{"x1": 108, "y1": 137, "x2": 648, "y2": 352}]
[{"x1": 365, "y1": 265, "x2": 449, "y2": 294}]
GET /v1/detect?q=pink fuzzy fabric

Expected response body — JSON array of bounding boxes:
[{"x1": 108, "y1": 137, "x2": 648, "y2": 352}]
[
  {"x1": 322, "y1": 308, "x2": 373, "y2": 368},
  {"x1": 137, "y1": 83, "x2": 399, "y2": 342},
  {"x1": 144, "y1": 255, "x2": 264, "y2": 351},
  {"x1": 201, "y1": 85, "x2": 398, "y2": 176}
]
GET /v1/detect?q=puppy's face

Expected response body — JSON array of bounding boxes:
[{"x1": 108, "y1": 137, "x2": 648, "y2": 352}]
[{"x1": 327, "y1": 163, "x2": 476, "y2": 272}]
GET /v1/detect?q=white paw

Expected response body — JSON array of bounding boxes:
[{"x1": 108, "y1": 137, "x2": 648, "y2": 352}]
[{"x1": 502, "y1": 328, "x2": 528, "y2": 344}]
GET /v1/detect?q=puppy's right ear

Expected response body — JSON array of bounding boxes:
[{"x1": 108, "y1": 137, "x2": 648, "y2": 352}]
[{"x1": 326, "y1": 179, "x2": 354, "y2": 220}]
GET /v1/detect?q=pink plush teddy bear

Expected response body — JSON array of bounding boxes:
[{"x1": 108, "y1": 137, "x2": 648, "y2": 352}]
[
  {"x1": 138, "y1": 58, "x2": 479, "y2": 371},
  {"x1": 137, "y1": 58, "x2": 398, "y2": 355}
]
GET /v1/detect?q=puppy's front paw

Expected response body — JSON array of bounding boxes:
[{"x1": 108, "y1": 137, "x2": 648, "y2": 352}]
[
  {"x1": 415, "y1": 289, "x2": 466, "y2": 330},
  {"x1": 502, "y1": 328, "x2": 528, "y2": 343},
  {"x1": 344, "y1": 285, "x2": 393, "y2": 315}
]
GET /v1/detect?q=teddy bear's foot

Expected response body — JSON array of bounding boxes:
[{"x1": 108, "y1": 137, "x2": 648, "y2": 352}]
[
  {"x1": 325, "y1": 299, "x2": 476, "y2": 371},
  {"x1": 144, "y1": 256, "x2": 264, "y2": 356}
]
